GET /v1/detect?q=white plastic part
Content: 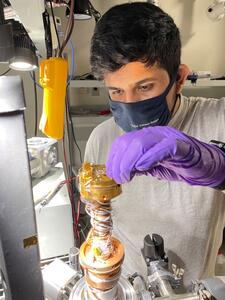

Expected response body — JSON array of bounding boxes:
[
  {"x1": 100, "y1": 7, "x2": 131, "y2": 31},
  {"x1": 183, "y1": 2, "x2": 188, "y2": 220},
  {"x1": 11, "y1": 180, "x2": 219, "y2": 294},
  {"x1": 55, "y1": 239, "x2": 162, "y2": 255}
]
[
  {"x1": 27, "y1": 137, "x2": 58, "y2": 178},
  {"x1": 215, "y1": 254, "x2": 225, "y2": 276},
  {"x1": 129, "y1": 0, "x2": 160, "y2": 5},
  {"x1": 148, "y1": 0, "x2": 159, "y2": 6},
  {"x1": 207, "y1": 0, "x2": 225, "y2": 21},
  {"x1": 42, "y1": 259, "x2": 77, "y2": 300}
]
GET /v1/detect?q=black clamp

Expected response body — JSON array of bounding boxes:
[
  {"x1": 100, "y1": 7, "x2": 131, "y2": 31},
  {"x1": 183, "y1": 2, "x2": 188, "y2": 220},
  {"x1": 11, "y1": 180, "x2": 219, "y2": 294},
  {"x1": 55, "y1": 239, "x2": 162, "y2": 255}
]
[{"x1": 209, "y1": 140, "x2": 225, "y2": 190}]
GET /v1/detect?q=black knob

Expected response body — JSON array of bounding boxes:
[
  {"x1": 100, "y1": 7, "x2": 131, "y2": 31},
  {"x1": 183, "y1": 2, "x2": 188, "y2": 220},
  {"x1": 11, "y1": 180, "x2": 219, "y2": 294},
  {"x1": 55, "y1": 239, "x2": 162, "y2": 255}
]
[
  {"x1": 142, "y1": 234, "x2": 165, "y2": 262},
  {"x1": 152, "y1": 233, "x2": 165, "y2": 259}
]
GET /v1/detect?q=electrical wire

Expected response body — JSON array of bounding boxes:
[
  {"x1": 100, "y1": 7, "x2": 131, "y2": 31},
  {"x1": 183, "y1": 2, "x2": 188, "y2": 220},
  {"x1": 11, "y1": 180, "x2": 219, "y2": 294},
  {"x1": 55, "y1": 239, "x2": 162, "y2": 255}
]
[
  {"x1": 67, "y1": 39, "x2": 75, "y2": 85},
  {"x1": 63, "y1": 85, "x2": 84, "y2": 244},
  {"x1": 62, "y1": 137, "x2": 80, "y2": 244},
  {"x1": 34, "y1": 176, "x2": 76, "y2": 206},
  {"x1": 29, "y1": 72, "x2": 42, "y2": 89},
  {"x1": 64, "y1": 88, "x2": 76, "y2": 174},
  {"x1": 66, "y1": 97, "x2": 83, "y2": 164},
  {"x1": 48, "y1": 0, "x2": 61, "y2": 52},
  {"x1": 43, "y1": 9, "x2": 53, "y2": 58},
  {"x1": 63, "y1": 144, "x2": 79, "y2": 242},
  {"x1": 76, "y1": 197, "x2": 81, "y2": 225},
  {"x1": 0, "y1": 0, "x2": 5, "y2": 24},
  {"x1": 88, "y1": 1, "x2": 101, "y2": 23},
  {"x1": 60, "y1": 2, "x2": 74, "y2": 55},
  {"x1": 58, "y1": 0, "x2": 74, "y2": 57},
  {"x1": 0, "y1": 69, "x2": 11, "y2": 76},
  {"x1": 70, "y1": 114, "x2": 83, "y2": 164},
  {"x1": 32, "y1": 71, "x2": 38, "y2": 136}
]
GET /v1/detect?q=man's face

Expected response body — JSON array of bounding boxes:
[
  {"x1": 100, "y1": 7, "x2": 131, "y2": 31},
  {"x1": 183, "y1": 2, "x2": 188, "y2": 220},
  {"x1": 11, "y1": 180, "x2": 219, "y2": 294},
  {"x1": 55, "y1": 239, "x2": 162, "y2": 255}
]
[{"x1": 104, "y1": 61, "x2": 177, "y2": 112}]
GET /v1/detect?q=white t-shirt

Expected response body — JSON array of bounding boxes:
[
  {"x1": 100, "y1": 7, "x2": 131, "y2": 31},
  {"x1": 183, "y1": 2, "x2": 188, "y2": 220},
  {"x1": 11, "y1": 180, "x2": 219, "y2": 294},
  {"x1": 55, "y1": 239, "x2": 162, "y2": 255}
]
[{"x1": 84, "y1": 95, "x2": 225, "y2": 287}]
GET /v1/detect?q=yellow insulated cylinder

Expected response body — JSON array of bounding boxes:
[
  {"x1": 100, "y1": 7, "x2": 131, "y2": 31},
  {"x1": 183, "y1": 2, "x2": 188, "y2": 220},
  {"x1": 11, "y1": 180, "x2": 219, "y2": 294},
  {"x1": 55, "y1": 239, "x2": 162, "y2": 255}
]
[{"x1": 39, "y1": 57, "x2": 68, "y2": 140}]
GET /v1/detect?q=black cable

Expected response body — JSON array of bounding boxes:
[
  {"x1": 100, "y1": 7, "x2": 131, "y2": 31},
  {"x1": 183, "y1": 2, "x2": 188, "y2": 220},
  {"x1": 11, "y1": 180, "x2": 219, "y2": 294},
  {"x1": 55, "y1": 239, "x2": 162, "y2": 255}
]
[
  {"x1": 71, "y1": 117, "x2": 83, "y2": 164},
  {"x1": 62, "y1": 136, "x2": 78, "y2": 244},
  {"x1": 65, "y1": 100, "x2": 82, "y2": 246},
  {"x1": 42, "y1": 9, "x2": 53, "y2": 58},
  {"x1": 0, "y1": 0, "x2": 5, "y2": 24},
  {"x1": 49, "y1": 0, "x2": 61, "y2": 52},
  {"x1": 0, "y1": 69, "x2": 11, "y2": 76},
  {"x1": 32, "y1": 71, "x2": 38, "y2": 136},
  {"x1": 89, "y1": 1, "x2": 101, "y2": 23},
  {"x1": 66, "y1": 96, "x2": 83, "y2": 164},
  {"x1": 65, "y1": 100, "x2": 75, "y2": 175},
  {"x1": 58, "y1": 0, "x2": 74, "y2": 57},
  {"x1": 29, "y1": 72, "x2": 42, "y2": 89}
]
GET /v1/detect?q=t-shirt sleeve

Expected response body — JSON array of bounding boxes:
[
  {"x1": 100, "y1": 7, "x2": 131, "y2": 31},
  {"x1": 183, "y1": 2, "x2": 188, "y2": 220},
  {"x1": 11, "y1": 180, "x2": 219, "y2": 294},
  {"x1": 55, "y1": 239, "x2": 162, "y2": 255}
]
[
  {"x1": 84, "y1": 129, "x2": 98, "y2": 163},
  {"x1": 84, "y1": 117, "x2": 118, "y2": 165}
]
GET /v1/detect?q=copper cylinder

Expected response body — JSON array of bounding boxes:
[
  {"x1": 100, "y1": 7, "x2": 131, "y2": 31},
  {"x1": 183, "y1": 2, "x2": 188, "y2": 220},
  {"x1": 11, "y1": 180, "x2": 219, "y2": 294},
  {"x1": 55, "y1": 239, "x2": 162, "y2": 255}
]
[{"x1": 80, "y1": 238, "x2": 124, "y2": 291}]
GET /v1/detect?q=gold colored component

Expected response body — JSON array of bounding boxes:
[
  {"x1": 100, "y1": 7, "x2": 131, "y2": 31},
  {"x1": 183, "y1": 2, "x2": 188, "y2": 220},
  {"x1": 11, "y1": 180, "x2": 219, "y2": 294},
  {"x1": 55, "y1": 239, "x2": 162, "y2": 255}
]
[
  {"x1": 23, "y1": 235, "x2": 38, "y2": 249},
  {"x1": 79, "y1": 162, "x2": 122, "y2": 204},
  {"x1": 78, "y1": 162, "x2": 124, "y2": 297}
]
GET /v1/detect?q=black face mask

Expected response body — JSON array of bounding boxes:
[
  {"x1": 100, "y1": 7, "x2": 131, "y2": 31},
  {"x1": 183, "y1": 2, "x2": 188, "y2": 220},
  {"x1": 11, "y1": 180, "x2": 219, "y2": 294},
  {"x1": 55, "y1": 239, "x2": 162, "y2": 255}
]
[{"x1": 109, "y1": 76, "x2": 177, "y2": 132}]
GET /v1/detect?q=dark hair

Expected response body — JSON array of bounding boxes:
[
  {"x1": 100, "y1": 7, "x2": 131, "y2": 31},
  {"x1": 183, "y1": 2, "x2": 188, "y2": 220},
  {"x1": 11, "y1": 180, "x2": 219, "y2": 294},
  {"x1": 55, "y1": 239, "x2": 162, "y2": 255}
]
[{"x1": 90, "y1": 2, "x2": 181, "y2": 80}]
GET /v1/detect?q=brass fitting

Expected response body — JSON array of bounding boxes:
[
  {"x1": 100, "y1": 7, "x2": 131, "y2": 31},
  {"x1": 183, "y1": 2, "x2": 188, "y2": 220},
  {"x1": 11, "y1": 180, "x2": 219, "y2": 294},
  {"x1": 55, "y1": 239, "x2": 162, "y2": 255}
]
[{"x1": 79, "y1": 162, "x2": 122, "y2": 204}]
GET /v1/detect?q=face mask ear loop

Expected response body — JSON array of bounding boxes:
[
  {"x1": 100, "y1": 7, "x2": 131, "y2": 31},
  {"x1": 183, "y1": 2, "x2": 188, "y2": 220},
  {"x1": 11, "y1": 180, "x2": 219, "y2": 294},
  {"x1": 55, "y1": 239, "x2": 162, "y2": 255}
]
[
  {"x1": 170, "y1": 94, "x2": 180, "y2": 117},
  {"x1": 167, "y1": 73, "x2": 180, "y2": 117}
]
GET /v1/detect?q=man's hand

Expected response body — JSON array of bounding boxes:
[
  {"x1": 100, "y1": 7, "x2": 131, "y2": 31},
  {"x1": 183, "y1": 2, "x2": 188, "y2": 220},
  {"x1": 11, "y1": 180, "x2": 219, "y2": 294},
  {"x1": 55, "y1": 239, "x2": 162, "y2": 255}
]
[{"x1": 106, "y1": 126, "x2": 225, "y2": 188}]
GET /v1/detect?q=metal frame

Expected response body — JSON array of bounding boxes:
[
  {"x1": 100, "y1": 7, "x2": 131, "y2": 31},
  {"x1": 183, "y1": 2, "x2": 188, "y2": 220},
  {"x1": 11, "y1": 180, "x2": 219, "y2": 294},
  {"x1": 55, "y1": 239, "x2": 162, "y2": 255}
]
[{"x1": 0, "y1": 76, "x2": 44, "y2": 299}]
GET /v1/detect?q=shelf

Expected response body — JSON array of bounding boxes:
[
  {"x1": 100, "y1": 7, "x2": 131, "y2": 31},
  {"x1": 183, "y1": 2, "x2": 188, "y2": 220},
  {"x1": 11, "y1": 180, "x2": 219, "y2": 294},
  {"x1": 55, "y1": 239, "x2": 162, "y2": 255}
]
[
  {"x1": 71, "y1": 115, "x2": 111, "y2": 127},
  {"x1": 69, "y1": 79, "x2": 225, "y2": 88},
  {"x1": 184, "y1": 80, "x2": 225, "y2": 88},
  {"x1": 70, "y1": 80, "x2": 105, "y2": 88}
]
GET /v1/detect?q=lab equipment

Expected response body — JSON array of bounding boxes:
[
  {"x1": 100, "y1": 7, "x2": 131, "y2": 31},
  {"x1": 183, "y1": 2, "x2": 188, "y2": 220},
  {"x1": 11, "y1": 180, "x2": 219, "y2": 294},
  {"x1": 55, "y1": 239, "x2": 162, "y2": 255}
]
[
  {"x1": 41, "y1": 163, "x2": 225, "y2": 300},
  {"x1": 39, "y1": 57, "x2": 68, "y2": 140},
  {"x1": 0, "y1": 76, "x2": 44, "y2": 300},
  {"x1": 147, "y1": 0, "x2": 159, "y2": 6},
  {"x1": 28, "y1": 136, "x2": 58, "y2": 178},
  {"x1": 0, "y1": 1, "x2": 14, "y2": 62},
  {"x1": 42, "y1": 259, "x2": 79, "y2": 300},
  {"x1": 77, "y1": 162, "x2": 125, "y2": 300},
  {"x1": 42, "y1": 232, "x2": 225, "y2": 300},
  {"x1": 207, "y1": 0, "x2": 225, "y2": 21},
  {"x1": 33, "y1": 165, "x2": 74, "y2": 260},
  {"x1": 69, "y1": 247, "x2": 81, "y2": 272}
]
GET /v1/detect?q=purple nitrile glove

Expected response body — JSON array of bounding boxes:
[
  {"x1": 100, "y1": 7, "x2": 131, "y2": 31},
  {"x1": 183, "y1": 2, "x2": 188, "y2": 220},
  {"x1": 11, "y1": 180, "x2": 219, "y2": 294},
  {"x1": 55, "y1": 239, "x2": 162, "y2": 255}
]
[{"x1": 106, "y1": 126, "x2": 225, "y2": 188}]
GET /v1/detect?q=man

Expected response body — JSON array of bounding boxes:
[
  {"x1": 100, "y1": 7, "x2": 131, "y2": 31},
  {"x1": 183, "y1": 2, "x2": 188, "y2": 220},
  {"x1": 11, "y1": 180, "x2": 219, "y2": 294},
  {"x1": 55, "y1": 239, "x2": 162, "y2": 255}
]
[{"x1": 84, "y1": 2, "x2": 225, "y2": 287}]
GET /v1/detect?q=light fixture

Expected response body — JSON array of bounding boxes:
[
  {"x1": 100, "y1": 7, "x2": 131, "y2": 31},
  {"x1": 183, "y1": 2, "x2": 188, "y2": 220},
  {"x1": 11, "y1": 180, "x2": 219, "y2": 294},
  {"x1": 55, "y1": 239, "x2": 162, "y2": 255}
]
[
  {"x1": 207, "y1": 0, "x2": 225, "y2": 21},
  {"x1": 66, "y1": 0, "x2": 91, "y2": 20},
  {"x1": 0, "y1": 1, "x2": 14, "y2": 62},
  {"x1": 9, "y1": 22, "x2": 38, "y2": 71},
  {"x1": 0, "y1": 3, "x2": 38, "y2": 69},
  {"x1": 66, "y1": 0, "x2": 101, "y2": 22},
  {"x1": 9, "y1": 35, "x2": 38, "y2": 71}
]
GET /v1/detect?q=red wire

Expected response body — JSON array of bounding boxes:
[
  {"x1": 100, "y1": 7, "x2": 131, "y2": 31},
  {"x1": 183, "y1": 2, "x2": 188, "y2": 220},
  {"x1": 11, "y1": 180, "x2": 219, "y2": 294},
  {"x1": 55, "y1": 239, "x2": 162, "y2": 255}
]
[{"x1": 60, "y1": 177, "x2": 81, "y2": 243}]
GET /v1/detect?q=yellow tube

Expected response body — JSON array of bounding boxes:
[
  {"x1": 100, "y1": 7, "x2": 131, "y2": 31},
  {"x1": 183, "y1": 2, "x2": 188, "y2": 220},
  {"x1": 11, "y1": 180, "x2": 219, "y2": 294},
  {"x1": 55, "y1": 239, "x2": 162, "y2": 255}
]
[{"x1": 39, "y1": 57, "x2": 68, "y2": 140}]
